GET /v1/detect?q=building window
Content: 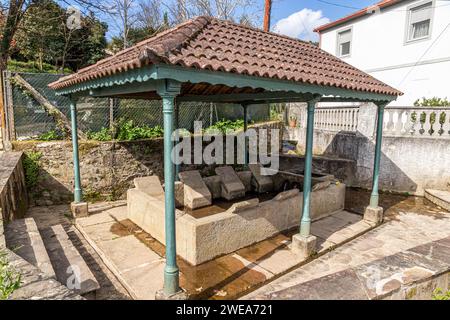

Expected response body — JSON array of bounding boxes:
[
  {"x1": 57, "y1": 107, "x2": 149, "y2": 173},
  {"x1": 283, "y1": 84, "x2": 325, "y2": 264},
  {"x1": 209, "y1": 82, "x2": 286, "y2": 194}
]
[
  {"x1": 337, "y1": 28, "x2": 352, "y2": 57},
  {"x1": 407, "y1": 2, "x2": 433, "y2": 41}
]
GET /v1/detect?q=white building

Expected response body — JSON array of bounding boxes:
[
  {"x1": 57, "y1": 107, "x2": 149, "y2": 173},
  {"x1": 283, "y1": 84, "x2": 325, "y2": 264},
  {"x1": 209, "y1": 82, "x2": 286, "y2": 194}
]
[{"x1": 315, "y1": 0, "x2": 450, "y2": 106}]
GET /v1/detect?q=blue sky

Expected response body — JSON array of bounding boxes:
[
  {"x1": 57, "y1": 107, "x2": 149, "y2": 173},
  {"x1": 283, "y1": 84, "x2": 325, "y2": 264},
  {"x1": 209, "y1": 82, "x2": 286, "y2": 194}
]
[
  {"x1": 73, "y1": 0, "x2": 381, "y2": 41},
  {"x1": 270, "y1": 0, "x2": 378, "y2": 41}
]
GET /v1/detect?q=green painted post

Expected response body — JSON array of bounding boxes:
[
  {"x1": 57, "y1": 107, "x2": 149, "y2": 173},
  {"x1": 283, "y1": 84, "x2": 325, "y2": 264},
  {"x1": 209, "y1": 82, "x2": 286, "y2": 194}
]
[
  {"x1": 174, "y1": 100, "x2": 180, "y2": 181},
  {"x1": 159, "y1": 81, "x2": 181, "y2": 297},
  {"x1": 70, "y1": 97, "x2": 82, "y2": 203},
  {"x1": 300, "y1": 100, "x2": 317, "y2": 237},
  {"x1": 243, "y1": 104, "x2": 248, "y2": 166},
  {"x1": 370, "y1": 103, "x2": 386, "y2": 208}
]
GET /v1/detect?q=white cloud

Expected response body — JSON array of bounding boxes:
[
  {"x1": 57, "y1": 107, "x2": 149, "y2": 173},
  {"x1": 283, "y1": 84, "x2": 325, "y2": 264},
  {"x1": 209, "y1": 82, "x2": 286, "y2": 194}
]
[{"x1": 273, "y1": 9, "x2": 330, "y2": 42}]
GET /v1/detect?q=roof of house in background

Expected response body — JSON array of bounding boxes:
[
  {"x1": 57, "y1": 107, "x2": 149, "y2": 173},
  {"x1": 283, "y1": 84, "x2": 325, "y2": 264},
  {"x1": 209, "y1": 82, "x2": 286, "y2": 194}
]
[
  {"x1": 314, "y1": 0, "x2": 404, "y2": 33},
  {"x1": 49, "y1": 16, "x2": 401, "y2": 96}
]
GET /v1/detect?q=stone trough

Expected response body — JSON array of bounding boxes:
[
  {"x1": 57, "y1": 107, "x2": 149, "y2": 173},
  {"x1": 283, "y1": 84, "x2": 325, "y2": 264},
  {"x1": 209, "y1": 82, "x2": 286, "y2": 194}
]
[{"x1": 127, "y1": 166, "x2": 345, "y2": 266}]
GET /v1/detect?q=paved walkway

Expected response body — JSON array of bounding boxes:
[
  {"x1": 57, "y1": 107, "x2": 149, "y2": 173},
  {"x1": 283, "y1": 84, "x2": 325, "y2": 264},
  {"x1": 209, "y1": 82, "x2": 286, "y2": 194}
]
[
  {"x1": 75, "y1": 207, "x2": 371, "y2": 300},
  {"x1": 244, "y1": 194, "x2": 450, "y2": 299}
]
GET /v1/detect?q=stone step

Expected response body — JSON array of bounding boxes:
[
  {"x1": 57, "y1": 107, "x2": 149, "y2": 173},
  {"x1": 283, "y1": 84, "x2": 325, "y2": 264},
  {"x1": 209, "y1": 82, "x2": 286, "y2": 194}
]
[
  {"x1": 5, "y1": 218, "x2": 56, "y2": 279},
  {"x1": 425, "y1": 189, "x2": 450, "y2": 211},
  {"x1": 41, "y1": 224, "x2": 100, "y2": 295}
]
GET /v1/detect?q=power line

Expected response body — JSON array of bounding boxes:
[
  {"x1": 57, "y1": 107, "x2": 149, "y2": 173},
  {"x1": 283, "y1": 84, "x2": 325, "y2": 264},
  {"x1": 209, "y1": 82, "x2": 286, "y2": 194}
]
[
  {"x1": 316, "y1": 0, "x2": 450, "y2": 12},
  {"x1": 398, "y1": 22, "x2": 450, "y2": 86}
]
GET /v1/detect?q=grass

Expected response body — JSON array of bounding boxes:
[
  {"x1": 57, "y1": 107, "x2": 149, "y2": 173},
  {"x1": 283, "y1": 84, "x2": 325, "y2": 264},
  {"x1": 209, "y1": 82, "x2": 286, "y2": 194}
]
[{"x1": 0, "y1": 250, "x2": 22, "y2": 300}]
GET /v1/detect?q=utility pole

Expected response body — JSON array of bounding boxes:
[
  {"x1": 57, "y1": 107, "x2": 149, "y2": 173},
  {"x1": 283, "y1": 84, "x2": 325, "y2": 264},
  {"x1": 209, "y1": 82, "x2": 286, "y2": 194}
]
[{"x1": 263, "y1": 0, "x2": 272, "y2": 32}]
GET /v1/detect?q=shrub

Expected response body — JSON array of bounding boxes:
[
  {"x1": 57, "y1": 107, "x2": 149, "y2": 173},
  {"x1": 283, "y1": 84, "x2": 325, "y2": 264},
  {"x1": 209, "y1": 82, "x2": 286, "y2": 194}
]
[
  {"x1": 37, "y1": 130, "x2": 63, "y2": 141},
  {"x1": 0, "y1": 250, "x2": 22, "y2": 300},
  {"x1": 433, "y1": 288, "x2": 450, "y2": 300},
  {"x1": 205, "y1": 119, "x2": 246, "y2": 134},
  {"x1": 116, "y1": 120, "x2": 163, "y2": 141},
  {"x1": 22, "y1": 151, "x2": 42, "y2": 188},
  {"x1": 87, "y1": 127, "x2": 113, "y2": 141}
]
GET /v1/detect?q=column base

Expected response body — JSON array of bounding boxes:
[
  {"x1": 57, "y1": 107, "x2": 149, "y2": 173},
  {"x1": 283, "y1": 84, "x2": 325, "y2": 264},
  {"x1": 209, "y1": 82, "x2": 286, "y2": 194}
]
[
  {"x1": 71, "y1": 202, "x2": 89, "y2": 218},
  {"x1": 291, "y1": 234, "x2": 317, "y2": 259},
  {"x1": 155, "y1": 288, "x2": 189, "y2": 300},
  {"x1": 363, "y1": 206, "x2": 384, "y2": 225}
]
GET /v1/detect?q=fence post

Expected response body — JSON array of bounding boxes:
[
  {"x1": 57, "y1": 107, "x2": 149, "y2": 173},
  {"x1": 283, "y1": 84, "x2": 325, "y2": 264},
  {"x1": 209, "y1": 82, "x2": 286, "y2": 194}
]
[
  {"x1": 4, "y1": 71, "x2": 15, "y2": 140},
  {"x1": 109, "y1": 98, "x2": 114, "y2": 129}
]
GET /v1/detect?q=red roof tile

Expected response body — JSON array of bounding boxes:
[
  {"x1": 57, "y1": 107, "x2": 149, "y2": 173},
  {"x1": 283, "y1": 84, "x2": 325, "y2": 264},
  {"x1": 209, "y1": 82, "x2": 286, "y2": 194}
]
[{"x1": 49, "y1": 16, "x2": 401, "y2": 96}]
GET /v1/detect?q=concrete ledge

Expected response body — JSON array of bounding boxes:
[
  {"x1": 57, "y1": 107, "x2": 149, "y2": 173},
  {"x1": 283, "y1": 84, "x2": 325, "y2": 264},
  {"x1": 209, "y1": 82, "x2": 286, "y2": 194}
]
[
  {"x1": 425, "y1": 189, "x2": 450, "y2": 211},
  {"x1": 128, "y1": 183, "x2": 346, "y2": 265}
]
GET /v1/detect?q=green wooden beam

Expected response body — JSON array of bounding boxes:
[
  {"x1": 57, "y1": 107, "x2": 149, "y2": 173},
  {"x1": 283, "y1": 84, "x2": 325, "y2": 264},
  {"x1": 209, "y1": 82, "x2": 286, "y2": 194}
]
[
  {"x1": 69, "y1": 97, "x2": 82, "y2": 203},
  {"x1": 158, "y1": 79, "x2": 182, "y2": 296},
  {"x1": 370, "y1": 103, "x2": 387, "y2": 208},
  {"x1": 178, "y1": 91, "x2": 314, "y2": 103},
  {"x1": 54, "y1": 64, "x2": 398, "y2": 104},
  {"x1": 300, "y1": 98, "x2": 320, "y2": 237}
]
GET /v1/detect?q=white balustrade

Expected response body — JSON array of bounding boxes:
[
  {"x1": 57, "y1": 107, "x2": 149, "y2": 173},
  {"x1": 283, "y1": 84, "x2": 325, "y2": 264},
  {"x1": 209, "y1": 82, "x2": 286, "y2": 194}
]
[
  {"x1": 383, "y1": 107, "x2": 450, "y2": 138},
  {"x1": 314, "y1": 106, "x2": 359, "y2": 132}
]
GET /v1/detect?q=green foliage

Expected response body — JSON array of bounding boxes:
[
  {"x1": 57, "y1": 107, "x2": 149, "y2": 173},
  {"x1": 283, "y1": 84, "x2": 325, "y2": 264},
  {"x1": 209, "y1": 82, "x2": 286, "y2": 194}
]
[
  {"x1": 22, "y1": 151, "x2": 42, "y2": 189},
  {"x1": 11, "y1": 0, "x2": 107, "y2": 72},
  {"x1": 0, "y1": 250, "x2": 22, "y2": 300},
  {"x1": 116, "y1": 120, "x2": 164, "y2": 141},
  {"x1": 37, "y1": 130, "x2": 63, "y2": 141},
  {"x1": 7, "y1": 60, "x2": 71, "y2": 74},
  {"x1": 414, "y1": 97, "x2": 450, "y2": 107},
  {"x1": 412, "y1": 97, "x2": 449, "y2": 129},
  {"x1": 205, "y1": 119, "x2": 246, "y2": 134},
  {"x1": 433, "y1": 288, "x2": 450, "y2": 300},
  {"x1": 86, "y1": 120, "x2": 164, "y2": 141},
  {"x1": 87, "y1": 127, "x2": 113, "y2": 141}
]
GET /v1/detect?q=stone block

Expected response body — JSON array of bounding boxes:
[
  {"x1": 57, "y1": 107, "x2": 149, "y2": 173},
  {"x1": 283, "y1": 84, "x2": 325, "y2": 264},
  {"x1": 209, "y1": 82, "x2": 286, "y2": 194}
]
[
  {"x1": 248, "y1": 164, "x2": 274, "y2": 193},
  {"x1": 364, "y1": 206, "x2": 384, "y2": 225},
  {"x1": 134, "y1": 176, "x2": 165, "y2": 201},
  {"x1": 203, "y1": 175, "x2": 222, "y2": 199},
  {"x1": 175, "y1": 181, "x2": 184, "y2": 208},
  {"x1": 291, "y1": 234, "x2": 317, "y2": 259},
  {"x1": 179, "y1": 170, "x2": 212, "y2": 210},
  {"x1": 71, "y1": 202, "x2": 89, "y2": 218},
  {"x1": 215, "y1": 166, "x2": 246, "y2": 200},
  {"x1": 236, "y1": 171, "x2": 252, "y2": 192}
]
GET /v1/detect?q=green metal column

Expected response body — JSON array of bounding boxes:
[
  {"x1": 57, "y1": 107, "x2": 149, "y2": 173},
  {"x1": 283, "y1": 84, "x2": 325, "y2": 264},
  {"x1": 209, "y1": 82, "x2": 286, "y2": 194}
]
[
  {"x1": 299, "y1": 100, "x2": 317, "y2": 237},
  {"x1": 159, "y1": 81, "x2": 181, "y2": 296},
  {"x1": 243, "y1": 104, "x2": 248, "y2": 166},
  {"x1": 70, "y1": 97, "x2": 82, "y2": 203},
  {"x1": 369, "y1": 103, "x2": 387, "y2": 208},
  {"x1": 174, "y1": 100, "x2": 180, "y2": 181}
]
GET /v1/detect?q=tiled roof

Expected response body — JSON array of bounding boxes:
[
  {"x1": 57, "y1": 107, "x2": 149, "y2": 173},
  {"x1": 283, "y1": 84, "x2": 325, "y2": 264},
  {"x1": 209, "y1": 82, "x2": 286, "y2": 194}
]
[
  {"x1": 49, "y1": 16, "x2": 401, "y2": 96},
  {"x1": 314, "y1": 0, "x2": 403, "y2": 33}
]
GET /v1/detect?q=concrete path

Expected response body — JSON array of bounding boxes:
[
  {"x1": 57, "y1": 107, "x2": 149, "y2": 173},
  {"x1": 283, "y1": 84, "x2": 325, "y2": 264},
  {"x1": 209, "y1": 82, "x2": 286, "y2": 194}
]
[
  {"x1": 245, "y1": 196, "x2": 450, "y2": 299},
  {"x1": 75, "y1": 207, "x2": 370, "y2": 299}
]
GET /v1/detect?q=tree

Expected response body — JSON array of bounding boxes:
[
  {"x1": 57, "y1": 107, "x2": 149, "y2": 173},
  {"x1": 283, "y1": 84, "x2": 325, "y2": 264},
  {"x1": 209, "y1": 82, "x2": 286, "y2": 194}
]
[
  {"x1": 109, "y1": 0, "x2": 137, "y2": 50},
  {"x1": 12, "y1": 1, "x2": 107, "y2": 71}
]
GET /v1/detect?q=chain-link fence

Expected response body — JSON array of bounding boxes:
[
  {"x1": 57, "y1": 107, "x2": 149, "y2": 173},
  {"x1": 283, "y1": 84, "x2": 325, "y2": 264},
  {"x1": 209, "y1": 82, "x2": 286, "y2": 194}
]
[{"x1": 2, "y1": 71, "x2": 271, "y2": 140}]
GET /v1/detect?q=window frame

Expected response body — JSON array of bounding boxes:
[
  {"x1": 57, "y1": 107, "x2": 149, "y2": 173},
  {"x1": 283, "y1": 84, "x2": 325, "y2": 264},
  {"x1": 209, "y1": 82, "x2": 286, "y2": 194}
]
[
  {"x1": 336, "y1": 26, "x2": 353, "y2": 58},
  {"x1": 404, "y1": 0, "x2": 435, "y2": 45}
]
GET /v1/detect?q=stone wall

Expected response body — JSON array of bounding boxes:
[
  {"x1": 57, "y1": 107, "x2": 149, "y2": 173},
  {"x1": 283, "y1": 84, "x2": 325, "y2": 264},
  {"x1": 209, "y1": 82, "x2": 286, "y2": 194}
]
[
  {"x1": 0, "y1": 152, "x2": 28, "y2": 222},
  {"x1": 286, "y1": 105, "x2": 450, "y2": 195},
  {"x1": 12, "y1": 121, "x2": 282, "y2": 206}
]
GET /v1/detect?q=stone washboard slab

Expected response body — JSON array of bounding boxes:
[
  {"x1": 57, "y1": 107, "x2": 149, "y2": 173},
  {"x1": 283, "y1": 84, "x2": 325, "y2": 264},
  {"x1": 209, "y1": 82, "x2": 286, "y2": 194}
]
[
  {"x1": 215, "y1": 166, "x2": 246, "y2": 200},
  {"x1": 179, "y1": 170, "x2": 212, "y2": 209}
]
